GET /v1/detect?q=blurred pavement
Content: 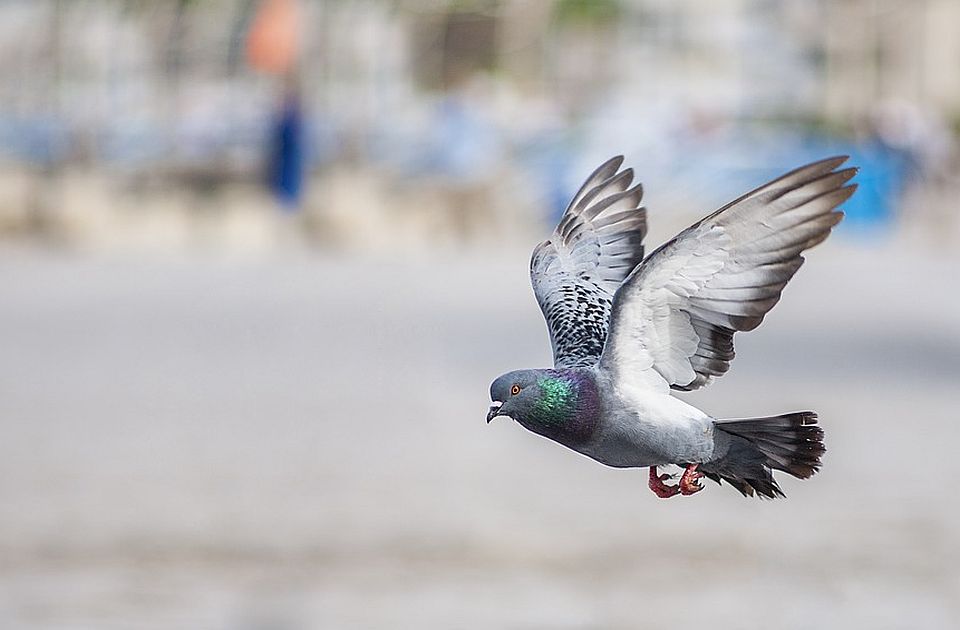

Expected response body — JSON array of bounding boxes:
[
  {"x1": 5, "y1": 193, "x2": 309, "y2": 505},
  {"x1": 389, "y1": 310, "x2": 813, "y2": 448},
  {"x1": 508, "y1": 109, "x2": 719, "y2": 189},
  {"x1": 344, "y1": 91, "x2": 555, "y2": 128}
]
[{"x1": 1, "y1": 234, "x2": 958, "y2": 629}]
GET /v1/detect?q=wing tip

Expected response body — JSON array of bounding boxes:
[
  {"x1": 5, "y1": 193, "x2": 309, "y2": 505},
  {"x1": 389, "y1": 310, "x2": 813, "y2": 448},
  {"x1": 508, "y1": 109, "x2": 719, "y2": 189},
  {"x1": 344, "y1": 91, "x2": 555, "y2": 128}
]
[
  {"x1": 597, "y1": 155, "x2": 625, "y2": 176},
  {"x1": 838, "y1": 182, "x2": 858, "y2": 204},
  {"x1": 783, "y1": 154, "x2": 854, "y2": 184},
  {"x1": 822, "y1": 155, "x2": 863, "y2": 180},
  {"x1": 821, "y1": 155, "x2": 850, "y2": 169}
]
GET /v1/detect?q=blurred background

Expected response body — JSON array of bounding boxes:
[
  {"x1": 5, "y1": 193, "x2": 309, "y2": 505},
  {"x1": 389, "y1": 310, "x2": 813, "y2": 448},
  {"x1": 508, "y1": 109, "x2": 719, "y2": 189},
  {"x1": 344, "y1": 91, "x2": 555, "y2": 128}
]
[{"x1": 1, "y1": 0, "x2": 958, "y2": 628}]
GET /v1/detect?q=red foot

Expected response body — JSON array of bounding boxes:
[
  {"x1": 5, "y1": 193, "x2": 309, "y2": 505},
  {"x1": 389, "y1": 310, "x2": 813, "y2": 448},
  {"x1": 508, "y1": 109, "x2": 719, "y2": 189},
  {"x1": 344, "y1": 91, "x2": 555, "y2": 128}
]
[
  {"x1": 679, "y1": 464, "x2": 704, "y2": 495},
  {"x1": 648, "y1": 466, "x2": 680, "y2": 499}
]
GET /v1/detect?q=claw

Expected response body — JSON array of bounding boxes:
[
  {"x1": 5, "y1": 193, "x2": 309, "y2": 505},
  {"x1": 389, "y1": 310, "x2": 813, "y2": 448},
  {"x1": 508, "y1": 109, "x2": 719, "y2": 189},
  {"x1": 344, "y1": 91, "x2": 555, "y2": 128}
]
[
  {"x1": 679, "y1": 464, "x2": 704, "y2": 496},
  {"x1": 648, "y1": 466, "x2": 680, "y2": 499}
]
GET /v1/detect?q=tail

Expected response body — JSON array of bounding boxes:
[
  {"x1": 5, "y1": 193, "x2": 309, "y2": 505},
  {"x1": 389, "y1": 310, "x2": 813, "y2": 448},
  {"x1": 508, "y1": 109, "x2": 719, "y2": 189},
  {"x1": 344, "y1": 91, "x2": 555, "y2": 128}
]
[{"x1": 702, "y1": 412, "x2": 825, "y2": 499}]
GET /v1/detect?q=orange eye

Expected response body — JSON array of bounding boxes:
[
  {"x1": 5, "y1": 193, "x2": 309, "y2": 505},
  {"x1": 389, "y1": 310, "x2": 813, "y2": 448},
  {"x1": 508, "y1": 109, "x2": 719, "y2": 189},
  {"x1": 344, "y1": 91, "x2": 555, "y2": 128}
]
[{"x1": 510, "y1": 384, "x2": 521, "y2": 396}]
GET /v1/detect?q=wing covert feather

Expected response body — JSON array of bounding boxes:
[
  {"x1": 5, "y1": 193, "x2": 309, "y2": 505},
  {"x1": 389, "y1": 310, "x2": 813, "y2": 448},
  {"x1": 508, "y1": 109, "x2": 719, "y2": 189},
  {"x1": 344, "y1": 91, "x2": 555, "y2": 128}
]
[{"x1": 531, "y1": 156, "x2": 648, "y2": 368}]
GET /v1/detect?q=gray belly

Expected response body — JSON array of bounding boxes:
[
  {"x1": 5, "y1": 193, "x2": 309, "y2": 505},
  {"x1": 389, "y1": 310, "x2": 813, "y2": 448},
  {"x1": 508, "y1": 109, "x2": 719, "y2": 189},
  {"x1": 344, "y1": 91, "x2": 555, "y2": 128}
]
[{"x1": 576, "y1": 408, "x2": 717, "y2": 469}]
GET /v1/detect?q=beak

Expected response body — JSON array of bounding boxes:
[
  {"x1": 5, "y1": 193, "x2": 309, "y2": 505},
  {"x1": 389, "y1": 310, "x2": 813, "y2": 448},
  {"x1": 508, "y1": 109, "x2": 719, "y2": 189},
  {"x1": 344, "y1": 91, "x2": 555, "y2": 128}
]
[{"x1": 486, "y1": 401, "x2": 503, "y2": 423}]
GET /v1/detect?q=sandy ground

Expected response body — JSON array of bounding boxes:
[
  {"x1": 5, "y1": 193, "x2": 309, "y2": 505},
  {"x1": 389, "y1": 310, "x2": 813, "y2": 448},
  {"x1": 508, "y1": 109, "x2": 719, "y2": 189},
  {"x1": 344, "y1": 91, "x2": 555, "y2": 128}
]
[{"x1": 1, "y1": 235, "x2": 959, "y2": 629}]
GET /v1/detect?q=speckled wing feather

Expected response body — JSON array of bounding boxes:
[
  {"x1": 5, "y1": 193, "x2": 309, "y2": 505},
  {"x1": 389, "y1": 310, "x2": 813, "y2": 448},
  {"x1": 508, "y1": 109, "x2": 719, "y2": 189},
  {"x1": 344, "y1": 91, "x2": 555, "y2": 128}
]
[
  {"x1": 531, "y1": 156, "x2": 647, "y2": 368},
  {"x1": 600, "y1": 156, "x2": 857, "y2": 391}
]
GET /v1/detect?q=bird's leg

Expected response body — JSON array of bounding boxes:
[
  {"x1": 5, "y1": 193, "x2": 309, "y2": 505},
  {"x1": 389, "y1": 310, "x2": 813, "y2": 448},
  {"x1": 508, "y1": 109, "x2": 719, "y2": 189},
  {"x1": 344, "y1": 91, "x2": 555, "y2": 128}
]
[
  {"x1": 679, "y1": 464, "x2": 704, "y2": 495},
  {"x1": 648, "y1": 466, "x2": 680, "y2": 499}
]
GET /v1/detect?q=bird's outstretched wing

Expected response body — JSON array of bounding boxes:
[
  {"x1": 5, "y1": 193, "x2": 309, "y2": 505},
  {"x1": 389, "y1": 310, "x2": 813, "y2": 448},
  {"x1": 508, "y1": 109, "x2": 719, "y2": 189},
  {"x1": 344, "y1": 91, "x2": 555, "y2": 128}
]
[
  {"x1": 531, "y1": 156, "x2": 647, "y2": 368},
  {"x1": 599, "y1": 156, "x2": 857, "y2": 391}
]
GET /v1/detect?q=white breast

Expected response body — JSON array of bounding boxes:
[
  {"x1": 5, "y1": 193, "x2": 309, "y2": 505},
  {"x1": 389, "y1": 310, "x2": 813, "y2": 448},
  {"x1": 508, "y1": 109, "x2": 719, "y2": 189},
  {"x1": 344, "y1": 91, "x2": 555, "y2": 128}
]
[{"x1": 579, "y1": 382, "x2": 717, "y2": 468}]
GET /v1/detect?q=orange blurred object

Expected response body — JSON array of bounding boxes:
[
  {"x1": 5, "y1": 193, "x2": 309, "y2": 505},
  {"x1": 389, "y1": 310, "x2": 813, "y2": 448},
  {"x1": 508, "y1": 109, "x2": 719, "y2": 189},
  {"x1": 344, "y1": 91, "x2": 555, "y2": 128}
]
[{"x1": 246, "y1": 0, "x2": 300, "y2": 74}]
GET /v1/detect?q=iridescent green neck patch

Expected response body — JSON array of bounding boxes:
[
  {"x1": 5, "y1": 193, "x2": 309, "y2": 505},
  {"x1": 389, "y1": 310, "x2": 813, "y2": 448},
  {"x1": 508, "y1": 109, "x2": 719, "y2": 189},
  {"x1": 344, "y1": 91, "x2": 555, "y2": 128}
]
[{"x1": 533, "y1": 376, "x2": 575, "y2": 425}]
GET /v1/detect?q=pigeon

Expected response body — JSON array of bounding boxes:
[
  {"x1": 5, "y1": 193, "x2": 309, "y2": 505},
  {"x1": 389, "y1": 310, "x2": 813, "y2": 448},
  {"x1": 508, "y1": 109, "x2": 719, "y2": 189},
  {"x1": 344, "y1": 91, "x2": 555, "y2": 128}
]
[{"x1": 487, "y1": 155, "x2": 856, "y2": 498}]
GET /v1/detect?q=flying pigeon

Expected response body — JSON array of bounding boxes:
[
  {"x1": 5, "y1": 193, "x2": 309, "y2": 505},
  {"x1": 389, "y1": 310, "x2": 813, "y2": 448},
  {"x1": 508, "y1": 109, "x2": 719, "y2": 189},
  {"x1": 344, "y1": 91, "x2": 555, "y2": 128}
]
[{"x1": 487, "y1": 156, "x2": 856, "y2": 498}]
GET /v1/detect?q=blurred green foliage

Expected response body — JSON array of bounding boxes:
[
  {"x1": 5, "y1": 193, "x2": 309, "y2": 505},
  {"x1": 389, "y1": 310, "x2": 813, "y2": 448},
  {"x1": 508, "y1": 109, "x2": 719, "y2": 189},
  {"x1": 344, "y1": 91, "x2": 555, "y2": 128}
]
[{"x1": 553, "y1": 0, "x2": 621, "y2": 26}]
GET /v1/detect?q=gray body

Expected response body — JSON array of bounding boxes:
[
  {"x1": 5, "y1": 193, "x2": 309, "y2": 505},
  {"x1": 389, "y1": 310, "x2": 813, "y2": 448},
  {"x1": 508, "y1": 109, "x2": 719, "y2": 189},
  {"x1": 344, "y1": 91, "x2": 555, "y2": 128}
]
[{"x1": 579, "y1": 366, "x2": 721, "y2": 469}]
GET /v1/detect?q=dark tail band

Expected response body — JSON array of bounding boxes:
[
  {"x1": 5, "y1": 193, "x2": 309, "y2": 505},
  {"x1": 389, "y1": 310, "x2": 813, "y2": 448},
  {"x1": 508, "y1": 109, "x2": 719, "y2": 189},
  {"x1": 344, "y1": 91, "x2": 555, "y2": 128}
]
[{"x1": 705, "y1": 412, "x2": 825, "y2": 499}]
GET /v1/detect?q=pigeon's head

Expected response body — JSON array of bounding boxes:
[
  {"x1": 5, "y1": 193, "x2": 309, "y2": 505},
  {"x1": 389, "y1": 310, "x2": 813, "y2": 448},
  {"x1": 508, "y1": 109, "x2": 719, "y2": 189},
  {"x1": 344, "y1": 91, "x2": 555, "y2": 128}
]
[
  {"x1": 486, "y1": 369, "x2": 546, "y2": 424},
  {"x1": 487, "y1": 369, "x2": 599, "y2": 444},
  {"x1": 487, "y1": 370, "x2": 579, "y2": 427}
]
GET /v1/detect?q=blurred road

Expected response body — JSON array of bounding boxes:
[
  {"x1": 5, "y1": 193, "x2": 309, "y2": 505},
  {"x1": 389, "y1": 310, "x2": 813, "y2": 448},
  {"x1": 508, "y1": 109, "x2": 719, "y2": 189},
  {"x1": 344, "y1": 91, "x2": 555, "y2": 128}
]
[{"x1": 1, "y1": 237, "x2": 959, "y2": 629}]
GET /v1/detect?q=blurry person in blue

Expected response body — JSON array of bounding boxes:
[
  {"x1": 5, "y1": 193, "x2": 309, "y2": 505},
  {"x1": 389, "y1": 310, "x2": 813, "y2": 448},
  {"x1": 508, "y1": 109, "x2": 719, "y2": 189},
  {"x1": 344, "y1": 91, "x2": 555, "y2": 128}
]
[
  {"x1": 267, "y1": 76, "x2": 304, "y2": 209},
  {"x1": 246, "y1": 0, "x2": 304, "y2": 209}
]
